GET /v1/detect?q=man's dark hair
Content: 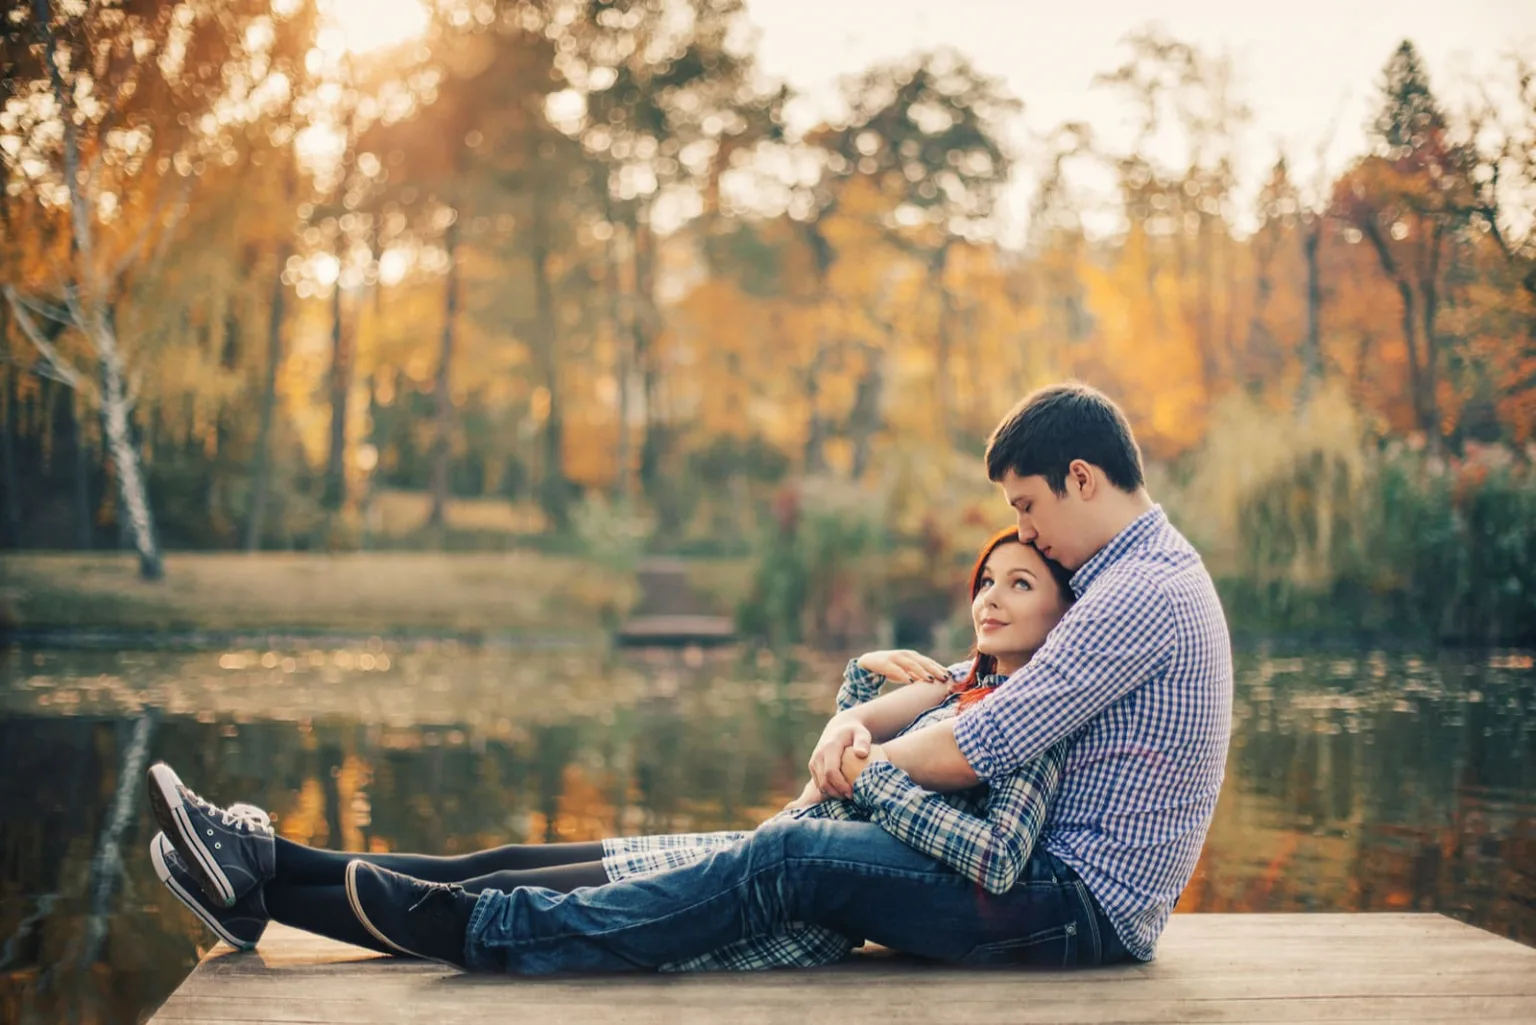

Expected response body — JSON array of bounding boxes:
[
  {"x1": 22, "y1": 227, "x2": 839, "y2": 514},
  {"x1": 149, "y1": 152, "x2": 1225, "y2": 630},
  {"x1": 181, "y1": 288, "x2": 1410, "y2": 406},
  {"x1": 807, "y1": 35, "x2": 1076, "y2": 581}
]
[{"x1": 985, "y1": 383, "x2": 1145, "y2": 495}]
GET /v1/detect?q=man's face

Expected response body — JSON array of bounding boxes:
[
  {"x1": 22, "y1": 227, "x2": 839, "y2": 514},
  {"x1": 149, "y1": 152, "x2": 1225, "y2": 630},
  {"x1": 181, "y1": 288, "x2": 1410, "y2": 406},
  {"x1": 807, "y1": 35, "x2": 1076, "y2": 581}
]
[{"x1": 998, "y1": 469, "x2": 1088, "y2": 571}]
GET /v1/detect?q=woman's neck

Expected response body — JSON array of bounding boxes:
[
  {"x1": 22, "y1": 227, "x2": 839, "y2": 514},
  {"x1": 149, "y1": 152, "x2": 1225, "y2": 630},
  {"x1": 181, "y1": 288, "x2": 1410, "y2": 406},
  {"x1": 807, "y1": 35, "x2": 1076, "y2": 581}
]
[{"x1": 991, "y1": 652, "x2": 1029, "y2": 677}]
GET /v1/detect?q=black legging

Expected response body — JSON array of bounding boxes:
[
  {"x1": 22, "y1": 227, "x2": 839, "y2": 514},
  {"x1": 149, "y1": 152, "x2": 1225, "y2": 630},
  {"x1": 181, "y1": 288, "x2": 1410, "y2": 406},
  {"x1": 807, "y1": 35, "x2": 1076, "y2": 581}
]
[{"x1": 264, "y1": 838, "x2": 610, "y2": 954}]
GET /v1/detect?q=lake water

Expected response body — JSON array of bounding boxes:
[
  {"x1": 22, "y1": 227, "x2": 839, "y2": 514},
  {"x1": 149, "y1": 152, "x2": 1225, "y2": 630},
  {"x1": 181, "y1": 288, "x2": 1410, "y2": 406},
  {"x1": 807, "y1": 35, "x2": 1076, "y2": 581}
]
[{"x1": 1, "y1": 642, "x2": 1532, "y2": 1023}]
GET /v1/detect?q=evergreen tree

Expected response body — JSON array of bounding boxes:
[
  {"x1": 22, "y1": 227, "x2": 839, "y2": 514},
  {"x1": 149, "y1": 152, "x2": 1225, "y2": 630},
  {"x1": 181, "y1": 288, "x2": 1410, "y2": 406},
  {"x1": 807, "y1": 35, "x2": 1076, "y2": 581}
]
[{"x1": 1372, "y1": 41, "x2": 1448, "y2": 158}]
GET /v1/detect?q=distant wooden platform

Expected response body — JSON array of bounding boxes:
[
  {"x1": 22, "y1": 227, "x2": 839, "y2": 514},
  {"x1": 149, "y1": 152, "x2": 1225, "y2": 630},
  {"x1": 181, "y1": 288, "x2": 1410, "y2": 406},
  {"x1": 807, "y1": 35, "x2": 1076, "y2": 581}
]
[
  {"x1": 149, "y1": 914, "x2": 1536, "y2": 1023},
  {"x1": 616, "y1": 558, "x2": 736, "y2": 647},
  {"x1": 615, "y1": 613, "x2": 737, "y2": 647}
]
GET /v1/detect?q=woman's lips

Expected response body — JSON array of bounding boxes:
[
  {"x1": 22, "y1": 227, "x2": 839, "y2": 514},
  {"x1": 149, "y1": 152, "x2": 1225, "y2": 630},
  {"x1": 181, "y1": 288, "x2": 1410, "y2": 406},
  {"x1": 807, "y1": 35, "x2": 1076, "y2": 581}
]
[{"x1": 980, "y1": 619, "x2": 1007, "y2": 630}]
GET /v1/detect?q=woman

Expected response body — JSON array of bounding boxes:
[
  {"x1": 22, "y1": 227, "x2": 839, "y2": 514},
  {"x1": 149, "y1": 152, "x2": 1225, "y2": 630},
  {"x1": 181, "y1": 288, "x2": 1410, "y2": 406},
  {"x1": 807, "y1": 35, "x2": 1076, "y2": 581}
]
[{"x1": 148, "y1": 529, "x2": 1076, "y2": 969}]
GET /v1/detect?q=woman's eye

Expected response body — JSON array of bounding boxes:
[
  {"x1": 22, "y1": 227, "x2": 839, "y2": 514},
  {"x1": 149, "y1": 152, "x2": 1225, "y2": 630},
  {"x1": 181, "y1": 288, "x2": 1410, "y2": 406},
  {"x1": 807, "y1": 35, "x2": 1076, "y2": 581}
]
[{"x1": 1013, "y1": 579, "x2": 1031, "y2": 590}]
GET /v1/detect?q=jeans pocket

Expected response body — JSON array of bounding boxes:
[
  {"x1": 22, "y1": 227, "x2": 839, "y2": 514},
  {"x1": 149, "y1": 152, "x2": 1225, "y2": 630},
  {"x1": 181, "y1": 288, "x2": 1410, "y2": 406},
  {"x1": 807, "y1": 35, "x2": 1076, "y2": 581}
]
[{"x1": 960, "y1": 921, "x2": 1078, "y2": 968}]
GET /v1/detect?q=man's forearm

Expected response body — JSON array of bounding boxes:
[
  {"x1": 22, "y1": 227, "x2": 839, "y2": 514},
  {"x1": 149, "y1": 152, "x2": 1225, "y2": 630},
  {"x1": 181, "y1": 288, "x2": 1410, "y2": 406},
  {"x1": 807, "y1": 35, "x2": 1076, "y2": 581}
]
[{"x1": 876, "y1": 719, "x2": 979, "y2": 792}]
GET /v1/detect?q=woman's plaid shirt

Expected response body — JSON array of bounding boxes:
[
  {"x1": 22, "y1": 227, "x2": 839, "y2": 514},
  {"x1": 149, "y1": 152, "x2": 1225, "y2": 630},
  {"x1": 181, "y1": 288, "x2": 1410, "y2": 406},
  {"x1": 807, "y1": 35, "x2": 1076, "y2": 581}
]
[{"x1": 600, "y1": 659, "x2": 1066, "y2": 971}]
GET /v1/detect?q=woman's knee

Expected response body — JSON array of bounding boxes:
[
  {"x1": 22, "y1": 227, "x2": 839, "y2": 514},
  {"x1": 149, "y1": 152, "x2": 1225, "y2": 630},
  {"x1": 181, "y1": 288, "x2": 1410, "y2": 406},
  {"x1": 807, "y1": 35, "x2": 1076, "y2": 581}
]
[{"x1": 750, "y1": 816, "x2": 886, "y2": 865}]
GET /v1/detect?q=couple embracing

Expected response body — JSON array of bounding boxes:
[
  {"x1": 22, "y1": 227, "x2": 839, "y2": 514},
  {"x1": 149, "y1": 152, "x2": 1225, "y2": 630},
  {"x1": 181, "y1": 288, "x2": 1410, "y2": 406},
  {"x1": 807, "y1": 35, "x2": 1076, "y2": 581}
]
[{"x1": 146, "y1": 383, "x2": 1232, "y2": 973}]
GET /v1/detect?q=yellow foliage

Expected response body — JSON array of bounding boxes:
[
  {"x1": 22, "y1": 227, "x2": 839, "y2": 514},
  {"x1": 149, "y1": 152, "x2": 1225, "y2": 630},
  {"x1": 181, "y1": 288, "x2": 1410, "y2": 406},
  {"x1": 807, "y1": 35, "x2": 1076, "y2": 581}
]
[{"x1": 1182, "y1": 384, "x2": 1369, "y2": 580}]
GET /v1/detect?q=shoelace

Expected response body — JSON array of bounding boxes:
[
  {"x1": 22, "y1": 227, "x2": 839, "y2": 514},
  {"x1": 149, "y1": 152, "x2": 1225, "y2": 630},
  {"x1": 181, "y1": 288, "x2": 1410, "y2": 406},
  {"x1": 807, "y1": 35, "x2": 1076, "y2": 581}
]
[
  {"x1": 408, "y1": 881, "x2": 465, "y2": 913},
  {"x1": 187, "y1": 789, "x2": 274, "y2": 834},
  {"x1": 226, "y1": 802, "x2": 273, "y2": 833}
]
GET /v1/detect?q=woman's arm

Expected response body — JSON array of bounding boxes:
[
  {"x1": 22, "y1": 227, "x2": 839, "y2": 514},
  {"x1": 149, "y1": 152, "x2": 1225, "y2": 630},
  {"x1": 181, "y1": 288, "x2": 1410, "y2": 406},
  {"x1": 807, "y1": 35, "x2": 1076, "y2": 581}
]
[
  {"x1": 845, "y1": 741, "x2": 1067, "y2": 895},
  {"x1": 834, "y1": 681, "x2": 950, "y2": 743},
  {"x1": 809, "y1": 657, "x2": 968, "y2": 799},
  {"x1": 833, "y1": 657, "x2": 969, "y2": 740}
]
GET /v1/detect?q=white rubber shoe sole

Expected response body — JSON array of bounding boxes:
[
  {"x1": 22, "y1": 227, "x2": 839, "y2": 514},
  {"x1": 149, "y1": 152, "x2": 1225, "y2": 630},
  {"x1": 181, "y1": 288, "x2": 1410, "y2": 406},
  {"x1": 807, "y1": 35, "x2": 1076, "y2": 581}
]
[
  {"x1": 151, "y1": 834, "x2": 256, "y2": 950},
  {"x1": 345, "y1": 860, "x2": 416, "y2": 957},
  {"x1": 148, "y1": 762, "x2": 236, "y2": 907}
]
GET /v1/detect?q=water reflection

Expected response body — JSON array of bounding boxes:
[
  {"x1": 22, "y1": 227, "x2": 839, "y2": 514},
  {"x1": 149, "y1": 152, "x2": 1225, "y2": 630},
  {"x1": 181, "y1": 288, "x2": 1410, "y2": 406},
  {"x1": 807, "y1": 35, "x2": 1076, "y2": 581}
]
[
  {"x1": 0, "y1": 644, "x2": 1532, "y2": 1023},
  {"x1": 1186, "y1": 648, "x2": 1536, "y2": 946}
]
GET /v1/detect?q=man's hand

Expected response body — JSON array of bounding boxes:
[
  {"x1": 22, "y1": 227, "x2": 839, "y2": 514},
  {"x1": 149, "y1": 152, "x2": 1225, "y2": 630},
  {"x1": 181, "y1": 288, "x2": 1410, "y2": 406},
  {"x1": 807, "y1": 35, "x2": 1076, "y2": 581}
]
[
  {"x1": 839, "y1": 743, "x2": 887, "y2": 790},
  {"x1": 809, "y1": 720, "x2": 872, "y2": 799},
  {"x1": 783, "y1": 778, "x2": 828, "y2": 812}
]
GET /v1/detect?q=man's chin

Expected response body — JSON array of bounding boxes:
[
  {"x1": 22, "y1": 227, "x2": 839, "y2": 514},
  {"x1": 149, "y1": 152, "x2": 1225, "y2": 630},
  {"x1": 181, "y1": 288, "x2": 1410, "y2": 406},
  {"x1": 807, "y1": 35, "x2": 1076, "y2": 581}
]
[{"x1": 1048, "y1": 549, "x2": 1082, "y2": 572}]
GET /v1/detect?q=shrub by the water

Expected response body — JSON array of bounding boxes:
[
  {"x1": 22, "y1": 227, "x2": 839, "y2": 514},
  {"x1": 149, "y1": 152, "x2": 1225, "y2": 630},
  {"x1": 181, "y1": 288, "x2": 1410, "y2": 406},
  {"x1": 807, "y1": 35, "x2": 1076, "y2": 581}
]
[{"x1": 1180, "y1": 391, "x2": 1536, "y2": 643}]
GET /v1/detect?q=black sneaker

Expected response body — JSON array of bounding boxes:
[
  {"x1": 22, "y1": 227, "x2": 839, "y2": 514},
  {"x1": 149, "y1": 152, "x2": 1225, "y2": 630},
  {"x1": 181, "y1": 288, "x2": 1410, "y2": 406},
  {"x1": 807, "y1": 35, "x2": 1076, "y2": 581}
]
[
  {"x1": 151, "y1": 830, "x2": 270, "y2": 951},
  {"x1": 147, "y1": 762, "x2": 275, "y2": 908},
  {"x1": 345, "y1": 861, "x2": 475, "y2": 969}
]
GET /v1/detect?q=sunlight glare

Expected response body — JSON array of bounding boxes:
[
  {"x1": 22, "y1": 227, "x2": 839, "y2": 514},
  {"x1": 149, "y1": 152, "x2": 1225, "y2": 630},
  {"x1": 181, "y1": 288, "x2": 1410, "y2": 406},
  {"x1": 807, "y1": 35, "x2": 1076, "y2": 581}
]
[{"x1": 321, "y1": 0, "x2": 428, "y2": 57}]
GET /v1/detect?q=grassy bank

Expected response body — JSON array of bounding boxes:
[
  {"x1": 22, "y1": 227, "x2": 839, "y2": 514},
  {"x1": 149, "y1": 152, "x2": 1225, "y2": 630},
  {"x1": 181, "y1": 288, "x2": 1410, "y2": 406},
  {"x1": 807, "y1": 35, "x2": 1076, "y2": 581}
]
[{"x1": 0, "y1": 552, "x2": 638, "y2": 638}]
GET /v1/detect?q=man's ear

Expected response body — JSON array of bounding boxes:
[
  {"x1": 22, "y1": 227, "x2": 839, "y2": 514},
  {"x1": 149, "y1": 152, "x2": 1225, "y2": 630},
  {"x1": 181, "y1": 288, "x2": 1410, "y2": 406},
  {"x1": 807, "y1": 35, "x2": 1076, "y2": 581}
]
[{"x1": 1069, "y1": 459, "x2": 1097, "y2": 500}]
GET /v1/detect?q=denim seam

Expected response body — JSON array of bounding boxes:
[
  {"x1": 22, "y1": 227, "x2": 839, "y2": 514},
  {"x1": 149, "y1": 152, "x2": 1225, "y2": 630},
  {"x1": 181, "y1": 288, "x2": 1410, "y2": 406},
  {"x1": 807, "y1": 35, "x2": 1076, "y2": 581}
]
[
  {"x1": 464, "y1": 891, "x2": 495, "y2": 969},
  {"x1": 1073, "y1": 879, "x2": 1102, "y2": 964}
]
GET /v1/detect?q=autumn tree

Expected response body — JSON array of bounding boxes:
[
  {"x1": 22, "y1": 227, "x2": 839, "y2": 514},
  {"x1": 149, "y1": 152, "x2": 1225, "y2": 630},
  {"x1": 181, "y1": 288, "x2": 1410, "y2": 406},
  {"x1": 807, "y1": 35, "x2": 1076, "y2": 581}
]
[
  {"x1": 1088, "y1": 28, "x2": 1250, "y2": 437},
  {"x1": 542, "y1": 0, "x2": 784, "y2": 510},
  {"x1": 1462, "y1": 55, "x2": 1536, "y2": 439},
  {"x1": 1, "y1": 0, "x2": 284, "y2": 577},
  {"x1": 1332, "y1": 41, "x2": 1477, "y2": 443},
  {"x1": 814, "y1": 49, "x2": 1017, "y2": 451}
]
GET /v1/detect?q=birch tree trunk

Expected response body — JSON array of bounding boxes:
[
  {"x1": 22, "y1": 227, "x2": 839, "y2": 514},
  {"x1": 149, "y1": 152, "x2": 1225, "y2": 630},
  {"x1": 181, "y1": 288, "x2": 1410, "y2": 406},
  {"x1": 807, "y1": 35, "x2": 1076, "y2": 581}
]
[
  {"x1": 92, "y1": 308, "x2": 163, "y2": 578},
  {"x1": 11, "y1": 0, "x2": 164, "y2": 578}
]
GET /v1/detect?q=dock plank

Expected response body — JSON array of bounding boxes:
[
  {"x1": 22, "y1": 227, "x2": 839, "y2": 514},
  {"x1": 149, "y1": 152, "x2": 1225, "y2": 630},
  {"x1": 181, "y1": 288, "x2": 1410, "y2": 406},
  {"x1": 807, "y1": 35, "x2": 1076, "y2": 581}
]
[{"x1": 149, "y1": 915, "x2": 1536, "y2": 1024}]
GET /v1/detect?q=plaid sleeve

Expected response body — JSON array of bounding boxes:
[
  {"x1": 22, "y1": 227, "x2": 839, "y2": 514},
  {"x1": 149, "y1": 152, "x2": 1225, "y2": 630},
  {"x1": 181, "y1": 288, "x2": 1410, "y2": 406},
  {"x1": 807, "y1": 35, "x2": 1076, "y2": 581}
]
[
  {"x1": 601, "y1": 831, "x2": 752, "y2": 880},
  {"x1": 945, "y1": 659, "x2": 975, "y2": 684},
  {"x1": 836, "y1": 658, "x2": 886, "y2": 712},
  {"x1": 850, "y1": 741, "x2": 1066, "y2": 895}
]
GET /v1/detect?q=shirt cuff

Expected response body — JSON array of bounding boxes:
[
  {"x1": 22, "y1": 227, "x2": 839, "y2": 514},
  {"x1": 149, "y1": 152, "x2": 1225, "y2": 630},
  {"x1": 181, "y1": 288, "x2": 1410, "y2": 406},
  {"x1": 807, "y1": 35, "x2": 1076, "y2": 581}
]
[
  {"x1": 850, "y1": 758, "x2": 911, "y2": 811},
  {"x1": 953, "y1": 703, "x2": 1002, "y2": 780},
  {"x1": 844, "y1": 659, "x2": 885, "y2": 687}
]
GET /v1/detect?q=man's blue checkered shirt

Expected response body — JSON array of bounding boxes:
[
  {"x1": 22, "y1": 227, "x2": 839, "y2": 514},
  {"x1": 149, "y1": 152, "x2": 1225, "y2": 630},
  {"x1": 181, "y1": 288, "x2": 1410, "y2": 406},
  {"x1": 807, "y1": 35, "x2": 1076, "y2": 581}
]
[{"x1": 954, "y1": 504, "x2": 1233, "y2": 960}]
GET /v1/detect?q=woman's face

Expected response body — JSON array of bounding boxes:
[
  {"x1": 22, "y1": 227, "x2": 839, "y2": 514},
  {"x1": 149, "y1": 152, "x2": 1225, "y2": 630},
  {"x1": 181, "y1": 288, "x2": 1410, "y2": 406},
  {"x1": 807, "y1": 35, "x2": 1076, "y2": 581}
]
[{"x1": 971, "y1": 541, "x2": 1072, "y2": 671}]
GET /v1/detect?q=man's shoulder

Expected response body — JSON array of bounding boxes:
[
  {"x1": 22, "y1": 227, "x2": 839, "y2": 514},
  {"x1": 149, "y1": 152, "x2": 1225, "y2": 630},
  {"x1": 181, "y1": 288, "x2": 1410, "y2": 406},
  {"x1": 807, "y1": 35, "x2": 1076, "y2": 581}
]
[
  {"x1": 1081, "y1": 528, "x2": 1221, "y2": 630},
  {"x1": 1096, "y1": 516, "x2": 1209, "y2": 590}
]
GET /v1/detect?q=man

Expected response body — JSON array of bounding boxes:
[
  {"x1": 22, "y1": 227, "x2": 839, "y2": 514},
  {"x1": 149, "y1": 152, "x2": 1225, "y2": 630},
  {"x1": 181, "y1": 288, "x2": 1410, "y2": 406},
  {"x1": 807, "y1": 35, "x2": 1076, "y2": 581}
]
[{"x1": 158, "y1": 382, "x2": 1232, "y2": 972}]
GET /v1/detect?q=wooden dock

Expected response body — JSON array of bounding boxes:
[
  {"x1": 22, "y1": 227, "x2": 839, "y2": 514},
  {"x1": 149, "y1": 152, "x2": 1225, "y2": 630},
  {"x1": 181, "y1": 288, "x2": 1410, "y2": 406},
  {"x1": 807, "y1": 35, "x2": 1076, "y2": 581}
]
[
  {"x1": 615, "y1": 557, "x2": 736, "y2": 647},
  {"x1": 148, "y1": 914, "x2": 1536, "y2": 1023}
]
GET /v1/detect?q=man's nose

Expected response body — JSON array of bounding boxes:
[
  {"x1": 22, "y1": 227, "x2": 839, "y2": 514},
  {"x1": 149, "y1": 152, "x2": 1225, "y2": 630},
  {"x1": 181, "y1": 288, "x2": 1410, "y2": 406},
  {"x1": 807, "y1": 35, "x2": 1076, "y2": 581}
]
[{"x1": 1015, "y1": 517, "x2": 1037, "y2": 542}]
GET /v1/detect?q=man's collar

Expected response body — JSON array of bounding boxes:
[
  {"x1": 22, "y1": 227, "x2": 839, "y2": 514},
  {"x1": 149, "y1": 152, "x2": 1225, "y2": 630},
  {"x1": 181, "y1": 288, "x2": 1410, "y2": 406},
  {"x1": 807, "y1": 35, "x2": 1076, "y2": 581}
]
[{"x1": 1069, "y1": 504, "x2": 1166, "y2": 598}]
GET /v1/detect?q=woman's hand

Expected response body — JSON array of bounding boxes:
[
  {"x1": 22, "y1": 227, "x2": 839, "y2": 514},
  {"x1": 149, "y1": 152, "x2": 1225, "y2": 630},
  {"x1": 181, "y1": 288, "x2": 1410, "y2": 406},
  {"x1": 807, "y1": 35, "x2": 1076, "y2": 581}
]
[
  {"x1": 783, "y1": 778, "x2": 827, "y2": 811},
  {"x1": 808, "y1": 720, "x2": 872, "y2": 799},
  {"x1": 856, "y1": 650, "x2": 952, "y2": 684}
]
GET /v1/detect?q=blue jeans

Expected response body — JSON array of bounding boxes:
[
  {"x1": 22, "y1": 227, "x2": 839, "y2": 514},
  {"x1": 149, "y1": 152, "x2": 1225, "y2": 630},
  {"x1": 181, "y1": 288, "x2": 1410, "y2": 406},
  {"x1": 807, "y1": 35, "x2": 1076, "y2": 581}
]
[{"x1": 464, "y1": 816, "x2": 1129, "y2": 973}]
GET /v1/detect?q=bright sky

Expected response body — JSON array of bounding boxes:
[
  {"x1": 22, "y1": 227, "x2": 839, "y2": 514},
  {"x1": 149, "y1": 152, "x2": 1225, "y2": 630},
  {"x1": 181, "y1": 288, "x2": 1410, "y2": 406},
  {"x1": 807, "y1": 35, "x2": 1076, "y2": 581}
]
[{"x1": 744, "y1": 0, "x2": 1536, "y2": 240}]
